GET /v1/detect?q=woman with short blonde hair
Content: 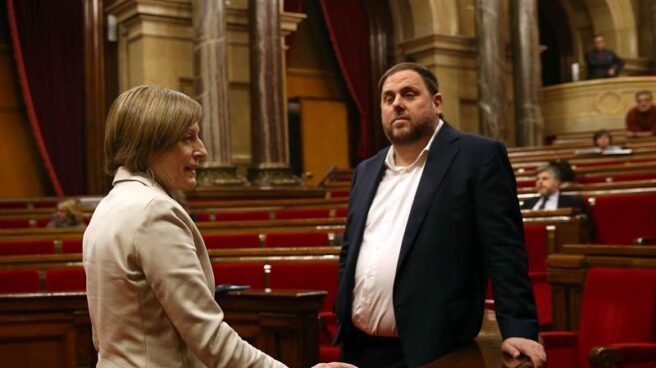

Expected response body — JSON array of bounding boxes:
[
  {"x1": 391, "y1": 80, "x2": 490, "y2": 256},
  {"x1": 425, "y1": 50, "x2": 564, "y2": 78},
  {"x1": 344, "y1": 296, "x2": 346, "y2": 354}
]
[{"x1": 84, "y1": 85, "x2": 286, "y2": 367}]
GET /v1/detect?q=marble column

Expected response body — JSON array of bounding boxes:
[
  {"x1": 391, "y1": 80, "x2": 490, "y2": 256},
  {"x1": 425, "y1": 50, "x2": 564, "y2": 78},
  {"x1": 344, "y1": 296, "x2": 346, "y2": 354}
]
[
  {"x1": 247, "y1": 0, "x2": 301, "y2": 186},
  {"x1": 512, "y1": 0, "x2": 544, "y2": 146},
  {"x1": 476, "y1": 0, "x2": 509, "y2": 142},
  {"x1": 193, "y1": 0, "x2": 246, "y2": 186}
]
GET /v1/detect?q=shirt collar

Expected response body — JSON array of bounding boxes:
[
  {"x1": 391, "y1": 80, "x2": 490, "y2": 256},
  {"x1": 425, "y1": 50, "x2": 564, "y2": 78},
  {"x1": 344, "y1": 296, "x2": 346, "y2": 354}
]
[{"x1": 385, "y1": 119, "x2": 443, "y2": 171}]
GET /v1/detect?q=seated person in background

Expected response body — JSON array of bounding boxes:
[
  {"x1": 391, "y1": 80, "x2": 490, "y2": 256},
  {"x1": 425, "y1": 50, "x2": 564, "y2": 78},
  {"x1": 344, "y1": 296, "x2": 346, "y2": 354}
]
[
  {"x1": 626, "y1": 90, "x2": 656, "y2": 136},
  {"x1": 522, "y1": 164, "x2": 596, "y2": 238},
  {"x1": 585, "y1": 34, "x2": 624, "y2": 79},
  {"x1": 47, "y1": 199, "x2": 84, "y2": 228}
]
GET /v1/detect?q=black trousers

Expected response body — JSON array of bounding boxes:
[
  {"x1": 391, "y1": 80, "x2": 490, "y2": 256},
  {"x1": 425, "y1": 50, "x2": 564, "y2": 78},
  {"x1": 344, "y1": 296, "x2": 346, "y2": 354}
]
[{"x1": 340, "y1": 327, "x2": 407, "y2": 368}]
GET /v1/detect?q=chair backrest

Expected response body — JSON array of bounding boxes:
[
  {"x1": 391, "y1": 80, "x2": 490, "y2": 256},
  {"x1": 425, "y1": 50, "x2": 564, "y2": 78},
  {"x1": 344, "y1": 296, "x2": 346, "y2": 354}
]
[
  {"x1": 62, "y1": 239, "x2": 83, "y2": 253},
  {"x1": 591, "y1": 193, "x2": 656, "y2": 244},
  {"x1": 203, "y1": 233, "x2": 261, "y2": 249},
  {"x1": 274, "y1": 208, "x2": 332, "y2": 220},
  {"x1": 523, "y1": 224, "x2": 548, "y2": 273},
  {"x1": 212, "y1": 263, "x2": 265, "y2": 289},
  {"x1": 0, "y1": 269, "x2": 40, "y2": 293},
  {"x1": 0, "y1": 240, "x2": 55, "y2": 256},
  {"x1": 577, "y1": 267, "x2": 656, "y2": 367},
  {"x1": 45, "y1": 267, "x2": 86, "y2": 292},
  {"x1": 264, "y1": 232, "x2": 329, "y2": 247},
  {"x1": 268, "y1": 261, "x2": 338, "y2": 312}
]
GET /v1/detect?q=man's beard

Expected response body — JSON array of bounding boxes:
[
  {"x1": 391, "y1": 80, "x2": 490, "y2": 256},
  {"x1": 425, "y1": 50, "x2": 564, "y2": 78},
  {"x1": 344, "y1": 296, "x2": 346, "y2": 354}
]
[{"x1": 384, "y1": 117, "x2": 436, "y2": 145}]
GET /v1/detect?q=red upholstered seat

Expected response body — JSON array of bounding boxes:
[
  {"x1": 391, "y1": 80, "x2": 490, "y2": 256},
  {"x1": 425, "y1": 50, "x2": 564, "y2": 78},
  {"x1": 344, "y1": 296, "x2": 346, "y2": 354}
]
[
  {"x1": 203, "y1": 233, "x2": 261, "y2": 249},
  {"x1": 36, "y1": 217, "x2": 52, "y2": 227},
  {"x1": 591, "y1": 192, "x2": 656, "y2": 244},
  {"x1": 0, "y1": 218, "x2": 32, "y2": 229},
  {"x1": 62, "y1": 239, "x2": 83, "y2": 253},
  {"x1": 328, "y1": 190, "x2": 350, "y2": 198},
  {"x1": 194, "y1": 211, "x2": 212, "y2": 222},
  {"x1": 0, "y1": 202, "x2": 28, "y2": 210},
  {"x1": 0, "y1": 269, "x2": 40, "y2": 293},
  {"x1": 0, "y1": 240, "x2": 55, "y2": 256},
  {"x1": 274, "y1": 208, "x2": 332, "y2": 220},
  {"x1": 268, "y1": 261, "x2": 340, "y2": 362},
  {"x1": 516, "y1": 179, "x2": 535, "y2": 188},
  {"x1": 541, "y1": 268, "x2": 656, "y2": 368},
  {"x1": 268, "y1": 261, "x2": 338, "y2": 312},
  {"x1": 264, "y1": 232, "x2": 329, "y2": 247},
  {"x1": 212, "y1": 263, "x2": 265, "y2": 288},
  {"x1": 214, "y1": 210, "x2": 270, "y2": 222},
  {"x1": 33, "y1": 200, "x2": 57, "y2": 209},
  {"x1": 523, "y1": 225, "x2": 548, "y2": 274},
  {"x1": 334, "y1": 207, "x2": 348, "y2": 218},
  {"x1": 487, "y1": 225, "x2": 551, "y2": 326},
  {"x1": 577, "y1": 172, "x2": 656, "y2": 184},
  {"x1": 45, "y1": 267, "x2": 86, "y2": 292}
]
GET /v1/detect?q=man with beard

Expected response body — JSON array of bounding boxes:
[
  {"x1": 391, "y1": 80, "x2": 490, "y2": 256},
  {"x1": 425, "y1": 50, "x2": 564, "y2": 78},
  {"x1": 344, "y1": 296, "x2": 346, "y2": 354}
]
[
  {"x1": 626, "y1": 90, "x2": 656, "y2": 136},
  {"x1": 334, "y1": 62, "x2": 545, "y2": 367}
]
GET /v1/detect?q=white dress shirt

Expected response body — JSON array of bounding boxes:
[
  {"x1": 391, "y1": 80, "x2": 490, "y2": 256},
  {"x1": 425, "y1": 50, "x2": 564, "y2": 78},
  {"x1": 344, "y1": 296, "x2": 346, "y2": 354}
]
[
  {"x1": 352, "y1": 120, "x2": 443, "y2": 337},
  {"x1": 531, "y1": 191, "x2": 560, "y2": 210}
]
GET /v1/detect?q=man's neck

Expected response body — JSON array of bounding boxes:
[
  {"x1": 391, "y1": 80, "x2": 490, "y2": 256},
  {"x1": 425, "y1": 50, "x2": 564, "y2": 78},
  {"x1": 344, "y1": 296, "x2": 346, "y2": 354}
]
[{"x1": 393, "y1": 136, "x2": 431, "y2": 167}]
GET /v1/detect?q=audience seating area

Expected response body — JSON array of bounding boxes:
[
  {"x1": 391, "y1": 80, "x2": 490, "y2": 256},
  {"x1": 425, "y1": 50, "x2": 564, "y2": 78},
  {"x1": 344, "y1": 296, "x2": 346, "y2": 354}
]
[{"x1": 1, "y1": 129, "x2": 655, "y2": 366}]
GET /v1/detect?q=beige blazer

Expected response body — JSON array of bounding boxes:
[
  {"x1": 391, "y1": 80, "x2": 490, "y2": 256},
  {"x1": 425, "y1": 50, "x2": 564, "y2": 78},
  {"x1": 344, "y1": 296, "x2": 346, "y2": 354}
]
[{"x1": 83, "y1": 167, "x2": 286, "y2": 368}]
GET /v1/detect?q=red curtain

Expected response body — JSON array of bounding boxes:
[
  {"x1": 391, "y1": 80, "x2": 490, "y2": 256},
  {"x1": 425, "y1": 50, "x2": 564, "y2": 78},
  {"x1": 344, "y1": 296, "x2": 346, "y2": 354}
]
[
  {"x1": 318, "y1": 0, "x2": 373, "y2": 160},
  {"x1": 6, "y1": 0, "x2": 86, "y2": 195}
]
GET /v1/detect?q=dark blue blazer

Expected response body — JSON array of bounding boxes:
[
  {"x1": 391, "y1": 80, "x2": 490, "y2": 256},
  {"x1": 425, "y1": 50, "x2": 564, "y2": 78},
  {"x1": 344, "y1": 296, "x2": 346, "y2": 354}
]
[{"x1": 335, "y1": 123, "x2": 538, "y2": 367}]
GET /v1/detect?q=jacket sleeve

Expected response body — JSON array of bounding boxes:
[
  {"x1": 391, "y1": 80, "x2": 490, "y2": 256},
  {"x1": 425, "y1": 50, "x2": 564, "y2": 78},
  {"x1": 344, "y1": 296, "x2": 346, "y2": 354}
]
[
  {"x1": 134, "y1": 198, "x2": 287, "y2": 368},
  {"x1": 474, "y1": 142, "x2": 539, "y2": 341}
]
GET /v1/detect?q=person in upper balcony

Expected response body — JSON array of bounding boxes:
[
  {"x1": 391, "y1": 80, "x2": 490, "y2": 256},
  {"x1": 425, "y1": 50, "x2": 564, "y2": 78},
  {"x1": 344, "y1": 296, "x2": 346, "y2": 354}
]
[
  {"x1": 626, "y1": 90, "x2": 656, "y2": 136},
  {"x1": 585, "y1": 34, "x2": 624, "y2": 79}
]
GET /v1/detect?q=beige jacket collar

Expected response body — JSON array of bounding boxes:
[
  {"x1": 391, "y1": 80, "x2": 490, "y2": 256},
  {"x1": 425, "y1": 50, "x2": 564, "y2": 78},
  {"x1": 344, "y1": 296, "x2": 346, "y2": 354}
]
[{"x1": 112, "y1": 166, "x2": 169, "y2": 196}]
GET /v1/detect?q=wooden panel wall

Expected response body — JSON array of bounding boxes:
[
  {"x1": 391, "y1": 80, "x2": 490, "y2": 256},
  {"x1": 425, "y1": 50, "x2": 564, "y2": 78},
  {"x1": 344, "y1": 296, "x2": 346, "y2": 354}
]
[{"x1": 0, "y1": 14, "x2": 47, "y2": 198}]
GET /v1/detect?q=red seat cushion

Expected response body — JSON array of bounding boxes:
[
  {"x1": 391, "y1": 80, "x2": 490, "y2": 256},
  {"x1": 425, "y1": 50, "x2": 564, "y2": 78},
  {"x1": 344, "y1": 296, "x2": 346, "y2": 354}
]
[
  {"x1": 576, "y1": 268, "x2": 656, "y2": 367},
  {"x1": 591, "y1": 193, "x2": 656, "y2": 244},
  {"x1": 0, "y1": 219, "x2": 32, "y2": 229},
  {"x1": 268, "y1": 261, "x2": 338, "y2": 313},
  {"x1": 274, "y1": 208, "x2": 332, "y2": 220},
  {"x1": 203, "y1": 233, "x2": 261, "y2": 249},
  {"x1": 212, "y1": 263, "x2": 265, "y2": 288},
  {"x1": 62, "y1": 239, "x2": 83, "y2": 253},
  {"x1": 194, "y1": 211, "x2": 212, "y2": 222},
  {"x1": 516, "y1": 179, "x2": 535, "y2": 188},
  {"x1": 577, "y1": 172, "x2": 656, "y2": 184},
  {"x1": 265, "y1": 232, "x2": 329, "y2": 247},
  {"x1": 523, "y1": 224, "x2": 548, "y2": 273},
  {"x1": 0, "y1": 269, "x2": 40, "y2": 293},
  {"x1": 214, "y1": 210, "x2": 270, "y2": 221},
  {"x1": 328, "y1": 190, "x2": 350, "y2": 198},
  {"x1": 0, "y1": 240, "x2": 55, "y2": 256},
  {"x1": 36, "y1": 217, "x2": 52, "y2": 227},
  {"x1": 334, "y1": 207, "x2": 348, "y2": 218},
  {"x1": 45, "y1": 268, "x2": 86, "y2": 292}
]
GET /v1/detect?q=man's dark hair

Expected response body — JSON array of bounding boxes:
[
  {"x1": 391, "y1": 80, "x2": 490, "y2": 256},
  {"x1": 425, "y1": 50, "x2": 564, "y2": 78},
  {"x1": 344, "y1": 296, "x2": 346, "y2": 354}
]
[
  {"x1": 549, "y1": 160, "x2": 576, "y2": 182},
  {"x1": 635, "y1": 90, "x2": 653, "y2": 99},
  {"x1": 378, "y1": 62, "x2": 439, "y2": 96}
]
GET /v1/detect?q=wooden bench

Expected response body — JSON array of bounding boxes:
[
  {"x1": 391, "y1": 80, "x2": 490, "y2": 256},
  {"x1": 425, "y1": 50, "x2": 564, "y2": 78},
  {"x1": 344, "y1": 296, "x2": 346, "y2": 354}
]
[{"x1": 0, "y1": 290, "x2": 325, "y2": 368}]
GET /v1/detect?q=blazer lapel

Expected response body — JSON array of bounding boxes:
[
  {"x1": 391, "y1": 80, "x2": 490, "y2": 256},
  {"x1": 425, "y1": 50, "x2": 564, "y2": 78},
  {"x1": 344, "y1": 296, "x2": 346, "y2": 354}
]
[{"x1": 396, "y1": 123, "x2": 460, "y2": 273}]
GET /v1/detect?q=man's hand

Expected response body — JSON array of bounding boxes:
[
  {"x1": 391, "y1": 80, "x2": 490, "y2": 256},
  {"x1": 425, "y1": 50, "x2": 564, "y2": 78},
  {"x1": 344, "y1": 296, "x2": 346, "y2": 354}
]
[
  {"x1": 608, "y1": 68, "x2": 616, "y2": 76},
  {"x1": 311, "y1": 363, "x2": 357, "y2": 368},
  {"x1": 501, "y1": 337, "x2": 546, "y2": 367}
]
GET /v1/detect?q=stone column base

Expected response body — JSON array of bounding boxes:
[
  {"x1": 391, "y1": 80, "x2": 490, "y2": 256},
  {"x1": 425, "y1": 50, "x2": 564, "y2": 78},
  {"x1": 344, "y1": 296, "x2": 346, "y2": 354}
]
[
  {"x1": 196, "y1": 165, "x2": 247, "y2": 187},
  {"x1": 247, "y1": 165, "x2": 303, "y2": 187}
]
